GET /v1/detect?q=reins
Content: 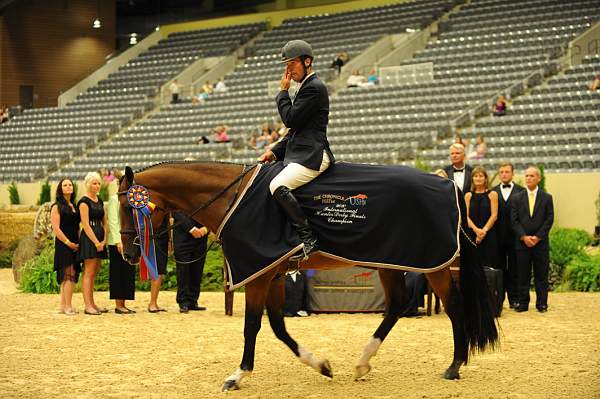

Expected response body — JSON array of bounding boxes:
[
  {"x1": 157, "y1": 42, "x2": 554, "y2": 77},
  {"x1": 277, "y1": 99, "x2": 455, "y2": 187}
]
[{"x1": 118, "y1": 163, "x2": 257, "y2": 265}]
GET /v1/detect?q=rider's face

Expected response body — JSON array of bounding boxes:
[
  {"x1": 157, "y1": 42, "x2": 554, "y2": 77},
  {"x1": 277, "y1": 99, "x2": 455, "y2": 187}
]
[{"x1": 286, "y1": 57, "x2": 309, "y2": 82}]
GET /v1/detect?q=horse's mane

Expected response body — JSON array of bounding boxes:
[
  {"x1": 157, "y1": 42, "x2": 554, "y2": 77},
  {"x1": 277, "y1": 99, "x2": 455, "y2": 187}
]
[{"x1": 134, "y1": 160, "x2": 246, "y2": 174}]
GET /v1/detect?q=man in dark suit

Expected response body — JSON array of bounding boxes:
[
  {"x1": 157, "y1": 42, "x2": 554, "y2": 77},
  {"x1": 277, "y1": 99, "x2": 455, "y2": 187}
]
[
  {"x1": 510, "y1": 166, "x2": 554, "y2": 313},
  {"x1": 259, "y1": 39, "x2": 335, "y2": 262},
  {"x1": 443, "y1": 143, "x2": 473, "y2": 193},
  {"x1": 492, "y1": 162, "x2": 525, "y2": 309},
  {"x1": 173, "y1": 211, "x2": 208, "y2": 313}
]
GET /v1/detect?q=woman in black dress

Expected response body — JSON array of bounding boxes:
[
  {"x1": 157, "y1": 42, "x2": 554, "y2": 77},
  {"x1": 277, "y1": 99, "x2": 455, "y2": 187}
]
[
  {"x1": 50, "y1": 179, "x2": 80, "y2": 315},
  {"x1": 78, "y1": 172, "x2": 108, "y2": 315},
  {"x1": 465, "y1": 166, "x2": 499, "y2": 267}
]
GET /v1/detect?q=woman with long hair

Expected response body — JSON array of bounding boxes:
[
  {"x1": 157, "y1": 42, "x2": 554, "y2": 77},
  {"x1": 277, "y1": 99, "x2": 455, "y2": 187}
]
[
  {"x1": 50, "y1": 179, "x2": 80, "y2": 315},
  {"x1": 77, "y1": 172, "x2": 108, "y2": 315},
  {"x1": 465, "y1": 166, "x2": 499, "y2": 267}
]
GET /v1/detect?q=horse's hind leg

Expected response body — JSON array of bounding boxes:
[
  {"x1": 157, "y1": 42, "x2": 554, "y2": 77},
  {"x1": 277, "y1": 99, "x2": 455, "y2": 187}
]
[
  {"x1": 265, "y1": 274, "x2": 333, "y2": 379},
  {"x1": 222, "y1": 270, "x2": 274, "y2": 392},
  {"x1": 355, "y1": 269, "x2": 406, "y2": 380},
  {"x1": 426, "y1": 265, "x2": 467, "y2": 380}
]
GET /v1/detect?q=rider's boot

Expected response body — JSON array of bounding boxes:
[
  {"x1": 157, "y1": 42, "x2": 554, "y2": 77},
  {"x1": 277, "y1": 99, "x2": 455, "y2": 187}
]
[{"x1": 273, "y1": 186, "x2": 318, "y2": 262}]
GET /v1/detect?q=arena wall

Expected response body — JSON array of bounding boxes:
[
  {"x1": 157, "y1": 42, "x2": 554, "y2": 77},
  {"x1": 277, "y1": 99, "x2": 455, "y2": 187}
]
[
  {"x1": 0, "y1": 0, "x2": 116, "y2": 108},
  {"x1": 1, "y1": 173, "x2": 598, "y2": 234}
]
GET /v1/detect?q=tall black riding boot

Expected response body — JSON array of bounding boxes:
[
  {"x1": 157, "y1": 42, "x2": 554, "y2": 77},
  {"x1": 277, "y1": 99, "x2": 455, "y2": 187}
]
[{"x1": 273, "y1": 186, "x2": 318, "y2": 262}]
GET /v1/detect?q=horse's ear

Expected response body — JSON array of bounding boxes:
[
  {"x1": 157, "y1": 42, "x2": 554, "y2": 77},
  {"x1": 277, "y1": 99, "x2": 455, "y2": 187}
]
[{"x1": 125, "y1": 166, "x2": 134, "y2": 184}]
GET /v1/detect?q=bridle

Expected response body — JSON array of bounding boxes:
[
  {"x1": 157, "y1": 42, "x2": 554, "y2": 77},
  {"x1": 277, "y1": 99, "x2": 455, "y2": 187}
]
[{"x1": 117, "y1": 163, "x2": 258, "y2": 262}]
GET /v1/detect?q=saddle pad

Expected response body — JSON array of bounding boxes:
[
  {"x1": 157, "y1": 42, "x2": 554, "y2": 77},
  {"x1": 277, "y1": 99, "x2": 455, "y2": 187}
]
[{"x1": 220, "y1": 162, "x2": 461, "y2": 290}]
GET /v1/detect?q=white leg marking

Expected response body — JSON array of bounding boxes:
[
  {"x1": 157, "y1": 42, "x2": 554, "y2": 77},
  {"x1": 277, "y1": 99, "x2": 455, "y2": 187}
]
[
  {"x1": 223, "y1": 368, "x2": 251, "y2": 391},
  {"x1": 355, "y1": 337, "x2": 381, "y2": 380},
  {"x1": 299, "y1": 346, "x2": 321, "y2": 371}
]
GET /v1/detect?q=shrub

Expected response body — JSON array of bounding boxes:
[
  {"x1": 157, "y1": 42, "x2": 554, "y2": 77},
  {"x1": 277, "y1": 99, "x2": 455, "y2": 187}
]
[
  {"x1": 37, "y1": 180, "x2": 51, "y2": 205},
  {"x1": 98, "y1": 183, "x2": 109, "y2": 202},
  {"x1": 8, "y1": 182, "x2": 20, "y2": 205},
  {"x1": 549, "y1": 228, "x2": 591, "y2": 288},
  {"x1": 563, "y1": 254, "x2": 600, "y2": 292},
  {"x1": 20, "y1": 242, "x2": 59, "y2": 294},
  {"x1": 0, "y1": 240, "x2": 19, "y2": 268}
]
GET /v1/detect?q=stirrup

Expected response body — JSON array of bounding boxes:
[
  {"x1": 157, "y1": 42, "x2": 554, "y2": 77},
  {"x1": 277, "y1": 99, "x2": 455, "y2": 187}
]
[{"x1": 289, "y1": 241, "x2": 317, "y2": 262}]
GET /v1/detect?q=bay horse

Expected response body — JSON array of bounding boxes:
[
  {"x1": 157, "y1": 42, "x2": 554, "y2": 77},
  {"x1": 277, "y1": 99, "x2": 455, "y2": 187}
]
[{"x1": 117, "y1": 161, "x2": 498, "y2": 391}]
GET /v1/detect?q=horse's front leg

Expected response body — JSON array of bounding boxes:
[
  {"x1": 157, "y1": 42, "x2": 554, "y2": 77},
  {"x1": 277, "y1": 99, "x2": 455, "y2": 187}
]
[
  {"x1": 355, "y1": 269, "x2": 406, "y2": 380},
  {"x1": 265, "y1": 274, "x2": 333, "y2": 379},
  {"x1": 222, "y1": 271, "x2": 273, "y2": 392}
]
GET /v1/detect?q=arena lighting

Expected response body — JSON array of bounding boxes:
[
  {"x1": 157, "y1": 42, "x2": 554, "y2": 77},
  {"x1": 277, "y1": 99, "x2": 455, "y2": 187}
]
[
  {"x1": 93, "y1": 18, "x2": 101, "y2": 28},
  {"x1": 129, "y1": 33, "x2": 138, "y2": 45},
  {"x1": 155, "y1": 26, "x2": 160, "y2": 31}
]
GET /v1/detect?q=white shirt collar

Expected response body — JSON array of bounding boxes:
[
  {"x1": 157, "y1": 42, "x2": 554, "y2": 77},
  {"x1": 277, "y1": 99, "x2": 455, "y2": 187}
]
[
  {"x1": 527, "y1": 186, "x2": 539, "y2": 195},
  {"x1": 298, "y1": 72, "x2": 315, "y2": 91}
]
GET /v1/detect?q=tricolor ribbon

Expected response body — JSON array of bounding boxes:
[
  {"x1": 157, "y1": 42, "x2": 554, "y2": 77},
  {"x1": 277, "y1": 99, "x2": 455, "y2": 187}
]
[{"x1": 127, "y1": 185, "x2": 159, "y2": 281}]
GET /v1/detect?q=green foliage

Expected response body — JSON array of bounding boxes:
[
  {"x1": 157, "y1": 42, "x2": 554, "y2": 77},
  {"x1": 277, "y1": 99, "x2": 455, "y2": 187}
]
[
  {"x1": 20, "y1": 242, "x2": 59, "y2": 294},
  {"x1": 8, "y1": 181, "x2": 20, "y2": 205},
  {"x1": 98, "y1": 183, "x2": 109, "y2": 202},
  {"x1": 537, "y1": 163, "x2": 546, "y2": 192},
  {"x1": 549, "y1": 228, "x2": 592, "y2": 289},
  {"x1": 201, "y1": 242, "x2": 225, "y2": 291},
  {"x1": 413, "y1": 156, "x2": 431, "y2": 172},
  {"x1": 0, "y1": 240, "x2": 19, "y2": 268},
  {"x1": 562, "y1": 254, "x2": 600, "y2": 292},
  {"x1": 37, "y1": 180, "x2": 52, "y2": 205}
]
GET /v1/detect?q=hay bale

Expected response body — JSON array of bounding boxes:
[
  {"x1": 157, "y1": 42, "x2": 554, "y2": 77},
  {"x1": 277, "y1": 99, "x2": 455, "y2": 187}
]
[{"x1": 12, "y1": 236, "x2": 44, "y2": 284}]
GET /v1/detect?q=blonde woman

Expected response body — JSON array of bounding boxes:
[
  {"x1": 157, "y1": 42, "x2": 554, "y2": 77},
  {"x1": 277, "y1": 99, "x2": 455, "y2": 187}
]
[
  {"x1": 78, "y1": 172, "x2": 108, "y2": 315},
  {"x1": 465, "y1": 166, "x2": 499, "y2": 268}
]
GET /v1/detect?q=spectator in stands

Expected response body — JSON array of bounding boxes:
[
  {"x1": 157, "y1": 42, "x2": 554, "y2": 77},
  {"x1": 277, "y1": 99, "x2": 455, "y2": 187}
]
[
  {"x1": 330, "y1": 51, "x2": 349, "y2": 75},
  {"x1": 367, "y1": 68, "x2": 379, "y2": 85},
  {"x1": 443, "y1": 143, "x2": 472, "y2": 193},
  {"x1": 493, "y1": 95, "x2": 507, "y2": 116},
  {"x1": 213, "y1": 125, "x2": 231, "y2": 143},
  {"x1": 50, "y1": 178, "x2": 80, "y2": 315},
  {"x1": 214, "y1": 77, "x2": 227, "y2": 92},
  {"x1": 255, "y1": 123, "x2": 272, "y2": 149},
  {"x1": 274, "y1": 119, "x2": 286, "y2": 136},
  {"x1": 465, "y1": 166, "x2": 499, "y2": 268},
  {"x1": 107, "y1": 171, "x2": 136, "y2": 314},
  {"x1": 346, "y1": 69, "x2": 367, "y2": 88},
  {"x1": 0, "y1": 105, "x2": 9, "y2": 123},
  {"x1": 169, "y1": 79, "x2": 182, "y2": 104},
  {"x1": 590, "y1": 73, "x2": 600, "y2": 92},
  {"x1": 173, "y1": 211, "x2": 208, "y2": 313},
  {"x1": 468, "y1": 135, "x2": 487, "y2": 160},
  {"x1": 511, "y1": 166, "x2": 554, "y2": 313},
  {"x1": 192, "y1": 92, "x2": 206, "y2": 105},
  {"x1": 78, "y1": 172, "x2": 108, "y2": 315},
  {"x1": 492, "y1": 162, "x2": 525, "y2": 309},
  {"x1": 197, "y1": 135, "x2": 210, "y2": 144},
  {"x1": 202, "y1": 81, "x2": 214, "y2": 96}
]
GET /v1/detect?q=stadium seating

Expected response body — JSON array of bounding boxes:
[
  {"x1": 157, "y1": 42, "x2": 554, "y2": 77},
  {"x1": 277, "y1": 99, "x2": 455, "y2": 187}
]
[{"x1": 0, "y1": 22, "x2": 265, "y2": 183}]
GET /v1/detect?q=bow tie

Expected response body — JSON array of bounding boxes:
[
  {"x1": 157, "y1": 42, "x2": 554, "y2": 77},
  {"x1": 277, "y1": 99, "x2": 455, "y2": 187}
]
[
  {"x1": 502, "y1": 184, "x2": 512, "y2": 189},
  {"x1": 453, "y1": 168, "x2": 464, "y2": 173}
]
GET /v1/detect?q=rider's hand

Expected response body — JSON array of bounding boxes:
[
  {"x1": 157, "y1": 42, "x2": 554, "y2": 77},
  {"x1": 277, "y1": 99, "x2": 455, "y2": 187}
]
[
  {"x1": 190, "y1": 227, "x2": 207, "y2": 238},
  {"x1": 258, "y1": 150, "x2": 276, "y2": 163},
  {"x1": 280, "y1": 70, "x2": 292, "y2": 91}
]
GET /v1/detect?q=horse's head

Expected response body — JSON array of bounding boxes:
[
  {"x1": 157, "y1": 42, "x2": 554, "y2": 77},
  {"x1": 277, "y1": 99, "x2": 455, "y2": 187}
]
[{"x1": 118, "y1": 166, "x2": 169, "y2": 264}]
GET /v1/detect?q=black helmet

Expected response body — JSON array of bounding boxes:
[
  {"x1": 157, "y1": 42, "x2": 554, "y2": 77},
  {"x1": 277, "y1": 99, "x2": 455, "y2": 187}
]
[{"x1": 281, "y1": 40, "x2": 313, "y2": 63}]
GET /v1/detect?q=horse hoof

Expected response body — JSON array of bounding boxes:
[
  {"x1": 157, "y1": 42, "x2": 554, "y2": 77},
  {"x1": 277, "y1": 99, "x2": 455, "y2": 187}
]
[
  {"x1": 221, "y1": 379, "x2": 240, "y2": 392},
  {"x1": 354, "y1": 364, "x2": 371, "y2": 380},
  {"x1": 320, "y1": 360, "x2": 333, "y2": 379},
  {"x1": 443, "y1": 368, "x2": 460, "y2": 380}
]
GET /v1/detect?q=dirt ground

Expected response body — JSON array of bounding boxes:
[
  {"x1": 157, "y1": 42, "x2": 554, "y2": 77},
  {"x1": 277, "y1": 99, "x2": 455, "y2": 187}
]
[{"x1": 0, "y1": 269, "x2": 599, "y2": 399}]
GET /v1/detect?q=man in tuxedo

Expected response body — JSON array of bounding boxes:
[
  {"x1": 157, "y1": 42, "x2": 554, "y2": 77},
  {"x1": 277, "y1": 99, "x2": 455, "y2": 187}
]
[
  {"x1": 443, "y1": 143, "x2": 473, "y2": 193},
  {"x1": 492, "y1": 163, "x2": 525, "y2": 309},
  {"x1": 173, "y1": 211, "x2": 209, "y2": 313},
  {"x1": 510, "y1": 166, "x2": 554, "y2": 313}
]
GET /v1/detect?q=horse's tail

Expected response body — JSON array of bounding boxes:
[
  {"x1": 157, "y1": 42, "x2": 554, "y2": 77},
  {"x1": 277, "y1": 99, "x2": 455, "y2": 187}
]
[{"x1": 456, "y1": 192, "x2": 499, "y2": 361}]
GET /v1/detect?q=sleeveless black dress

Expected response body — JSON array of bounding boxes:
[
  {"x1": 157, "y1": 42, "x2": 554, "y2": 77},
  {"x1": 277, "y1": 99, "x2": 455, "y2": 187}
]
[
  {"x1": 469, "y1": 190, "x2": 498, "y2": 268},
  {"x1": 53, "y1": 203, "x2": 81, "y2": 284},
  {"x1": 77, "y1": 196, "x2": 108, "y2": 260}
]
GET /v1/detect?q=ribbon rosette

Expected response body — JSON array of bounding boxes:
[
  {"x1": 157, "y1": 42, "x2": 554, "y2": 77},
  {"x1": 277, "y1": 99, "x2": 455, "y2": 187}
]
[{"x1": 127, "y1": 185, "x2": 159, "y2": 281}]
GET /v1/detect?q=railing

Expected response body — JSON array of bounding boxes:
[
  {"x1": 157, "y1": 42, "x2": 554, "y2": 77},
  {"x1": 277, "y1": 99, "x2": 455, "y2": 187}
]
[
  {"x1": 566, "y1": 19, "x2": 600, "y2": 67},
  {"x1": 159, "y1": 56, "x2": 226, "y2": 105}
]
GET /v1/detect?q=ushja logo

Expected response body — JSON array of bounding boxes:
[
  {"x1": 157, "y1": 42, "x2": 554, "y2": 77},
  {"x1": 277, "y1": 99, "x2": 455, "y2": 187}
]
[{"x1": 346, "y1": 193, "x2": 368, "y2": 206}]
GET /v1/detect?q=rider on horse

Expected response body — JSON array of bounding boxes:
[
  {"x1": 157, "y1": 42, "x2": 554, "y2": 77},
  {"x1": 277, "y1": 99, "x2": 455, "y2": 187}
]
[{"x1": 259, "y1": 39, "x2": 335, "y2": 262}]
